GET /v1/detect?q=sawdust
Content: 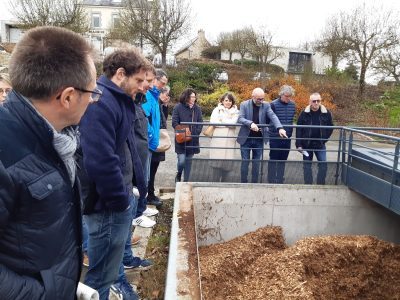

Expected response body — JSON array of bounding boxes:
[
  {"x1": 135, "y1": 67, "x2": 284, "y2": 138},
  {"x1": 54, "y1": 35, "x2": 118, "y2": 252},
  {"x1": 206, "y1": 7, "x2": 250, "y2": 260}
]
[{"x1": 199, "y1": 226, "x2": 400, "y2": 300}]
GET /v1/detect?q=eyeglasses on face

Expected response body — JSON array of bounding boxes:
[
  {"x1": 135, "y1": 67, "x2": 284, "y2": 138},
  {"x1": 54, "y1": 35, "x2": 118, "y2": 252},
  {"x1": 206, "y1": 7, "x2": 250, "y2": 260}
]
[
  {"x1": 255, "y1": 97, "x2": 264, "y2": 101},
  {"x1": 312, "y1": 99, "x2": 321, "y2": 103},
  {"x1": 223, "y1": 98, "x2": 233, "y2": 102},
  {"x1": 74, "y1": 86, "x2": 102, "y2": 102},
  {"x1": 0, "y1": 88, "x2": 12, "y2": 94}
]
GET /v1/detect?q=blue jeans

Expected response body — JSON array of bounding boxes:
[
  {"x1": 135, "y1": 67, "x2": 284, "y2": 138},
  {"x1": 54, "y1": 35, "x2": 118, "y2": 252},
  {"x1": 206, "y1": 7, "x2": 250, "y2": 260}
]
[
  {"x1": 82, "y1": 218, "x2": 88, "y2": 253},
  {"x1": 268, "y1": 138, "x2": 291, "y2": 184},
  {"x1": 240, "y1": 138, "x2": 264, "y2": 183},
  {"x1": 135, "y1": 151, "x2": 151, "y2": 218},
  {"x1": 119, "y1": 195, "x2": 139, "y2": 282},
  {"x1": 303, "y1": 145, "x2": 327, "y2": 184},
  {"x1": 177, "y1": 153, "x2": 194, "y2": 182},
  {"x1": 84, "y1": 196, "x2": 134, "y2": 300}
]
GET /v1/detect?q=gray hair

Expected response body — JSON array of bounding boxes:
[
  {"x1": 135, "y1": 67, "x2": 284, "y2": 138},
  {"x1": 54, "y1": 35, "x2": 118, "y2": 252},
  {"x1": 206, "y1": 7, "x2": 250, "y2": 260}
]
[
  {"x1": 279, "y1": 85, "x2": 295, "y2": 97},
  {"x1": 160, "y1": 85, "x2": 170, "y2": 94},
  {"x1": 309, "y1": 92, "x2": 321, "y2": 100},
  {"x1": 0, "y1": 73, "x2": 11, "y2": 86},
  {"x1": 155, "y1": 69, "x2": 168, "y2": 80}
]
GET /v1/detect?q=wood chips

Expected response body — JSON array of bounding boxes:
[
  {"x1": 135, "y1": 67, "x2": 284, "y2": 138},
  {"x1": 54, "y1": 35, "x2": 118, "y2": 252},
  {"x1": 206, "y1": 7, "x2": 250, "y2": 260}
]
[{"x1": 199, "y1": 226, "x2": 400, "y2": 299}]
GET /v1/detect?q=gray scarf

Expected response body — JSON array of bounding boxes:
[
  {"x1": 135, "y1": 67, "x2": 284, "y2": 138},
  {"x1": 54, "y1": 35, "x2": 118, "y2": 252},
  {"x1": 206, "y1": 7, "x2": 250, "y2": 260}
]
[
  {"x1": 21, "y1": 96, "x2": 78, "y2": 185},
  {"x1": 52, "y1": 127, "x2": 78, "y2": 185}
]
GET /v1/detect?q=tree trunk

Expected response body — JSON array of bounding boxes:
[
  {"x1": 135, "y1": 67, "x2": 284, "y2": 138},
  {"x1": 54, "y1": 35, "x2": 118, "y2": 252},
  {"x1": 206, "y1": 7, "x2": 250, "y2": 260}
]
[
  {"x1": 358, "y1": 66, "x2": 366, "y2": 100},
  {"x1": 229, "y1": 51, "x2": 232, "y2": 61},
  {"x1": 161, "y1": 50, "x2": 167, "y2": 69},
  {"x1": 331, "y1": 55, "x2": 338, "y2": 69}
]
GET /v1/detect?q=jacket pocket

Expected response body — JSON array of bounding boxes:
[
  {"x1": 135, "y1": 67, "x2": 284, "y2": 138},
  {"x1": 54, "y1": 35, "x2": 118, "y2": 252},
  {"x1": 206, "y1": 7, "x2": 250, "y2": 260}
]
[{"x1": 27, "y1": 170, "x2": 63, "y2": 200}]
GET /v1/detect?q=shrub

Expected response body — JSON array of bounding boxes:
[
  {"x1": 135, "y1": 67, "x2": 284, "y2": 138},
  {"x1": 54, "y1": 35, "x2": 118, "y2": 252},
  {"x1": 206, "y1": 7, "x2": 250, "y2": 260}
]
[{"x1": 197, "y1": 84, "x2": 231, "y2": 115}]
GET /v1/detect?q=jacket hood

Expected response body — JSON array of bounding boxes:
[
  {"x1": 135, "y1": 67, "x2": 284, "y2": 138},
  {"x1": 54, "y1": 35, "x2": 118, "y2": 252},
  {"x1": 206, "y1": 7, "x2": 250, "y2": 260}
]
[
  {"x1": 305, "y1": 104, "x2": 328, "y2": 113},
  {"x1": 217, "y1": 103, "x2": 238, "y2": 111}
]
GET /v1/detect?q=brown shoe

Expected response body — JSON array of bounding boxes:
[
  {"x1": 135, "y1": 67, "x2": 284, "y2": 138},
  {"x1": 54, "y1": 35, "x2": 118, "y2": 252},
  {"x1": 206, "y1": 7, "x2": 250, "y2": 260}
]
[
  {"x1": 131, "y1": 236, "x2": 141, "y2": 246},
  {"x1": 83, "y1": 253, "x2": 89, "y2": 267}
]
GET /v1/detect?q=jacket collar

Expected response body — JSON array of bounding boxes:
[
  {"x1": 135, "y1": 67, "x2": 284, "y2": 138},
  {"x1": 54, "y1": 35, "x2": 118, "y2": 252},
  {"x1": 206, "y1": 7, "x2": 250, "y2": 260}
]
[
  {"x1": 97, "y1": 75, "x2": 133, "y2": 103},
  {"x1": 4, "y1": 91, "x2": 57, "y2": 151},
  {"x1": 305, "y1": 104, "x2": 327, "y2": 113}
]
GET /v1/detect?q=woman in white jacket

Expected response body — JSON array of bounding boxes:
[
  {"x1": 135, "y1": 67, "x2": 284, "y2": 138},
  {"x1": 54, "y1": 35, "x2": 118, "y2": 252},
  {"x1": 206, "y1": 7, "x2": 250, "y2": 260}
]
[{"x1": 209, "y1": 92, "x2": 239, "y2": 181}]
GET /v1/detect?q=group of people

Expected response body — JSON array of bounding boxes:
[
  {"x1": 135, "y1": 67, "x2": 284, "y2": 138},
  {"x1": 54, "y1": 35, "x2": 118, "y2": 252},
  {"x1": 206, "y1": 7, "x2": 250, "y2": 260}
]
[
  {"x1": 0, "y1": 25, "x2": 334, "y2": 300},
  {"x1": 0, "y1": 26, "x2": 176, "y2": 300},
  {"x1": 183, "y1": 86, "x2": 334, "y2": 185}
]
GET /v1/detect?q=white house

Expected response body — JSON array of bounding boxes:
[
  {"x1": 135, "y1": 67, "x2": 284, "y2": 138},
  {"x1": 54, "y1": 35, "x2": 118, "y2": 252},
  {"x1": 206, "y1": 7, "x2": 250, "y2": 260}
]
[
  {"x1": 81, "y1": 0, "x2": 125, "y2": 54},
  {"x1": 175, "y1": 29, "x2": 211, "y2": 60},
  {"x1": 221, "y1": 47, "x2": 331, "y2": 76}
]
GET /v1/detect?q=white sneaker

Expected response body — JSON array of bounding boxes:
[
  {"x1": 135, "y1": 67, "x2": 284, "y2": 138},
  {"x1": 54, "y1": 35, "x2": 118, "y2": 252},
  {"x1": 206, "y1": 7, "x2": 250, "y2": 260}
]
[
  {"x1": 132, "y1": 187, "x2": 140, "y2": 197},
  {"x1": 132, "y1": 215, "x2": 156, "y2": 228},
  {"x1": 143, "y1": 207, "x2": 159, "y2": 217}
]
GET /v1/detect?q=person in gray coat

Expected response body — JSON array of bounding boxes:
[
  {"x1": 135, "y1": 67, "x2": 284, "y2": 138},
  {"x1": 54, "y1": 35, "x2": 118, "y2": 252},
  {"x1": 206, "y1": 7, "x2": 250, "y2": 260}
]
[{"x1": 237, "y1": 87, "x2": 287, "y2": 183}]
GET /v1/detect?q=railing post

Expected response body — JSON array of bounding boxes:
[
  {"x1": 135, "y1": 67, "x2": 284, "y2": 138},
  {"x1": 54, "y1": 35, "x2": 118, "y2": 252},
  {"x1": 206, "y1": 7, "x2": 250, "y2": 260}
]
[
  {"x1": 389, "y1": 141, "x2": 400, "y2": 209},
  {"x1": 344, "y1": 131, "x2": 353, "y2": 185},
  {"x1": 334, "y1": 128, "x2": 343, "y2": 185}
]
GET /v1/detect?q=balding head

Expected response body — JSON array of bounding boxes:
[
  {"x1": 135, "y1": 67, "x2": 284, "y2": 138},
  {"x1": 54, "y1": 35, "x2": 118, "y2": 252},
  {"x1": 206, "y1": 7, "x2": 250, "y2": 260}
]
[{"x1": 251, "y1": 87, "x2": 265, "y2": 106}]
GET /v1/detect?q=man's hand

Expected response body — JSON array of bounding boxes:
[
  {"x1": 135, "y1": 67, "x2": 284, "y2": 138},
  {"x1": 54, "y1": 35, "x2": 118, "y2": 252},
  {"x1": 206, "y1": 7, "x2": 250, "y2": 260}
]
[
  {"x1": 250, "y1": 123, "x2": 259, "y2": 132},
  {"x1": 278, "y1": 128, "x2": 288, "y2": 138}
]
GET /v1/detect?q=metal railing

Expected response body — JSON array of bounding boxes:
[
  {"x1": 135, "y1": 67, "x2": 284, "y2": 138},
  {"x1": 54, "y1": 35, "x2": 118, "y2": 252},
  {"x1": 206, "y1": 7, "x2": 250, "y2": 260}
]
[{"x1": 177, "y1": 122, "x2": 400, "y2": 214}]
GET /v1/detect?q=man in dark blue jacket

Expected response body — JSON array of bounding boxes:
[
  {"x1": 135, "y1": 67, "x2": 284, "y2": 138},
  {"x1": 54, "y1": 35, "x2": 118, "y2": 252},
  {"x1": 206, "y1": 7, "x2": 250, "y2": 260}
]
[
  {"x1": 268, "y1": 85, "x2": 296, "y2": 184},
  {"x1": 79, "y1": 48, "x2": 148, "y2": 300},
  {"x1": 0, "y1": 26, "x2": 96, "y2": 300}
]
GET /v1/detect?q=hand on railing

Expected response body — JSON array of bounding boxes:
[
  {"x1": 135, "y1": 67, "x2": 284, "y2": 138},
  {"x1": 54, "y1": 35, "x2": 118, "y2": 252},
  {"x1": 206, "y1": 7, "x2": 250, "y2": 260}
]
[
  {"x1": 279, "y1": 128, "x2": 288, "y2": 138},
  {"x1": 250, "y1": 122, "x2": 259, "y2": 132}
]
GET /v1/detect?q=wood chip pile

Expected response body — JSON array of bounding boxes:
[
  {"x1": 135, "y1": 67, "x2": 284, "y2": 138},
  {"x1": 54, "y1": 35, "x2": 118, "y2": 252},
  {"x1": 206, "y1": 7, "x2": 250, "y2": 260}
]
[{"x1": 199, "y1": 226, "x2": 400, "y2": 299}]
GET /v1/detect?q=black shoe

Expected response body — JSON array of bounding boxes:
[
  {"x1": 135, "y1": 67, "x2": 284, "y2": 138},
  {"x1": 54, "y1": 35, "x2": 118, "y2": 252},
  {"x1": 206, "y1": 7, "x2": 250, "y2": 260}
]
[
  {"x1": 147, "y1": 195, "x2": 162, "y2": 208},
  {"x1": 175, "y1": 172, "x2": 182, "y2": 183}
]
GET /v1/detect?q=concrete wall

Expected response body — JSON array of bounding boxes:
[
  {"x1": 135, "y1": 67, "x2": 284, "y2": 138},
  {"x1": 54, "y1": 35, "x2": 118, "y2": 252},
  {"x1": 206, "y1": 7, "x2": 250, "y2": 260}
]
[
  {"x1": 166, "y1": 182, "x2": 400, "y2": 299},
  {"x1": 192, "y1": 183, "x2": 400, "y2": 246}
]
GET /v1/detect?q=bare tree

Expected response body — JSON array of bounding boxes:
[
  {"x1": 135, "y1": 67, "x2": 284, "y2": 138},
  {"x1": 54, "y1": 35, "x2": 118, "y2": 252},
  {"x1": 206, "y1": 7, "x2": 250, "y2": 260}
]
[
  {"x1": 120, "y1": 0, "x2": 191, "y2": 68},
  {"x1": 231, "y1": 27, "x2": 256, "y2": 66},
  {"x1": 10, "y1": 0, "x2": 89, "y2": 33},
  {"x1": 373, "y1": 47, "x2": 400, "y2": 83},
  {"x1": 314, "y1": 16, "x2": 349, "y2": 69},
  {"x1": 337, "y1": 4, "x2": 400, "y2": 98},
  {"x1": 250, "y1": 27, "x2": 283, "y2": 74},
  {"x1": 217, "y1": 32, "x2": 235, "y2": 61}
]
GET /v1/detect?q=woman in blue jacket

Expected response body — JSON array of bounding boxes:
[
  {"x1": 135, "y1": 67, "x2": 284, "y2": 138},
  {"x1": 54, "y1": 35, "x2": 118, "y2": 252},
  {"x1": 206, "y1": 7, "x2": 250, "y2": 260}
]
[{"x1": 172, "y1": 88, "x2": 203, "y2": 182}]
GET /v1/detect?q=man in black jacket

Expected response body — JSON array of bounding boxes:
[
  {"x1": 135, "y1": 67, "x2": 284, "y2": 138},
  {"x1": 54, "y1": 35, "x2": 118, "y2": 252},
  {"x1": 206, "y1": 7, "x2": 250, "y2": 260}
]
[
  {"x1": 296, "y1": 93, "x2": 334, "y2": 184},
  {"x1": 0, "y1": 26, "x2": 96, "y2": 300}
]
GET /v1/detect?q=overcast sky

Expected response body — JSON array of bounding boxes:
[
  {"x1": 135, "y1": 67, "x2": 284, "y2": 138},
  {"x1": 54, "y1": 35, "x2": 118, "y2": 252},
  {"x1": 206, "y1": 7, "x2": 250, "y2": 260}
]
[
  {"x1": 189, "y1": 0, "x2": 400, "y2": 47},
  {"x1": 1, "y1": 0, "x2": 400, "y2": 47}
]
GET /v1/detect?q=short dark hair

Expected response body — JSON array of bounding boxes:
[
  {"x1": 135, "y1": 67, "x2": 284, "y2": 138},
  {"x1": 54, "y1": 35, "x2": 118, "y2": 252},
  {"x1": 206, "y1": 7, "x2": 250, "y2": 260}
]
[
  {"x1": 179, "y1": 88, "x2": 196, "y2": 104},
  {"x1": 103, "y1": 48, "x2": 147, "y2": 78},
  {"x1": 155, "y1": 69, "x2": 167, "y2": 80},
  {"x1": 219, "y1": 92, "x2": 235, "y2": 105},
  {"x1": 9, "y1": 26, "x2": 93, "y2": 99}
]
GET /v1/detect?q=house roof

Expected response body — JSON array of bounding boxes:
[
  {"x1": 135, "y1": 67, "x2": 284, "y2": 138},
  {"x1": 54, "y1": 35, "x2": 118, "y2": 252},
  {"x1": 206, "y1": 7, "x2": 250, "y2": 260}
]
[
  {"x1": 81, "y1": 0, "x2": 124, "y2": 7},
  {"x1": 175, "y1": 36, "x2": 198, "y2": 56}
]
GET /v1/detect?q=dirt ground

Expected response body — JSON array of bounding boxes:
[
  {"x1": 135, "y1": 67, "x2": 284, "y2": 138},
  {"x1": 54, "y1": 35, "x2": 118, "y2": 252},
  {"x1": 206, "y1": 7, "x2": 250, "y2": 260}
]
[{"x1": 199, "y1": 226, "x2": 400, "y2": 300}]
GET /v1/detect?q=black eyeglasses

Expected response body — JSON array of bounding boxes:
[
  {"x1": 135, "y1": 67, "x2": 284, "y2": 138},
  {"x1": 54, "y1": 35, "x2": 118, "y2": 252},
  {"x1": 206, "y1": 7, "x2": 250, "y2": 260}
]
[
  {"x1": 255, "y1": 98, "x2": 264, "y2": 101},
  {"x1": 312, "y1": 100, "x2": 321, "y2": 103},
  {"x1": 74, "y1": 86, "x2": 102, "y2": 102}
]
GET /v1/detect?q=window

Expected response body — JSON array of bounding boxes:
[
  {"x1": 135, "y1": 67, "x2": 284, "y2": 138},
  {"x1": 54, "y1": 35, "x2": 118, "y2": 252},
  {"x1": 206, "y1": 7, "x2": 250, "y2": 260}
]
[
  {"x1": 92, "y1": 13, "x2": 101, "y2": 28},
  {"x1": 288, "y1": 52, "x2": 312, "y2": 73},
  {"x1": 112, "y1": 14, "x2": 120, "y2": 28}
]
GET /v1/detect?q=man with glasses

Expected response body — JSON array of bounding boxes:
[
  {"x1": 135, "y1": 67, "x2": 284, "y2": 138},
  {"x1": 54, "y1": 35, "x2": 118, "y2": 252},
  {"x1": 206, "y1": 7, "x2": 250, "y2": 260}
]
[
  {"x1": 0, "y1": 73, "x2": 12, "y2": 105},
  {"x1": 79, "y1": 48, "x2": 148, "y2": 300},
  {"x1": 268, "y1": 85, "x2": 296, "y2": 184},
  {"x1": 0, "y1": 26, "x2": 96, "y2": 299},
  {"x1": 296, "y1": 92, "x2": 334, "y2": 185},
  {"x1": 237, "y1": 87, "x2": 287, "y2": 183}
]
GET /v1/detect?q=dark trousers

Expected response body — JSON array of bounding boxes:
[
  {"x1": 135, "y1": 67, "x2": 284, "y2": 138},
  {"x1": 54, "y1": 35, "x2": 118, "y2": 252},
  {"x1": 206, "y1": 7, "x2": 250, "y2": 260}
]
[
  {"x1": 268, "y1": 138, "x2": 291, "y2": 184},
  {"x1": 148, "y1": 160, "x2": 160, "y2": 197}
]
